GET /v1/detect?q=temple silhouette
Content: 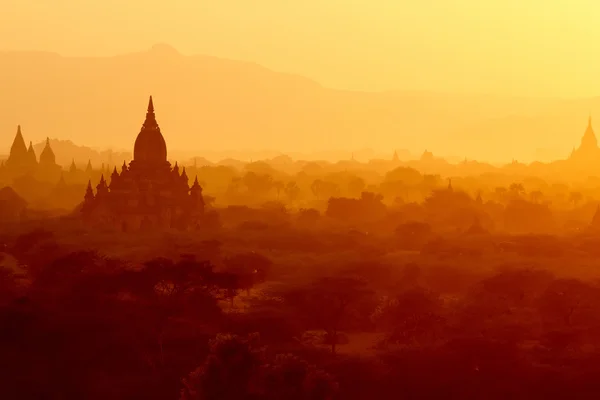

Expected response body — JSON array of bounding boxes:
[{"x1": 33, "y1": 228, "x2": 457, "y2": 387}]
[
  {"x1": 80, "y1": 97, "x2": 205, "y2": 231},
  {"x1": 569, "y1": 115, "x2": 600, "y2": 164},
  {"x1": 0, "y1": 126, "x2": 62, "y2": 182}
]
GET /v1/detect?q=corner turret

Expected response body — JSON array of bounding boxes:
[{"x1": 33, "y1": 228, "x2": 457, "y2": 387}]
[
  {"x1": 26, "y1": 141, "x2": 37, "y2": 167},
  {"x1": 84, "y1": 180, "x2": 94, "y2": 201}
]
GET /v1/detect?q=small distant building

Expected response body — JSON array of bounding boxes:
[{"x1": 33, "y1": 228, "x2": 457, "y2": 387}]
[{"x1": 570, "y1": 116, "x2": 600, "y2": 165}]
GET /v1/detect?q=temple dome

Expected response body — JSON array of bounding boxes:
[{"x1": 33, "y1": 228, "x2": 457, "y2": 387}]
[{"x1": 133, "y1": 96, "x2": 167, "y2": 164}]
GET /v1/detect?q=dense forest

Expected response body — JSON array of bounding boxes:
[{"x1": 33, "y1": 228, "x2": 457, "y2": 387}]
[{"x1": 4, "y1": 176, "x2": 600, "y2": 399}]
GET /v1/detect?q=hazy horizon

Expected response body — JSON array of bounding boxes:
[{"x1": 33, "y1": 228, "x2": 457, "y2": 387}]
[
  {"x1": 0, "y1": 45, "x2": 589, "y2": 164},
  {"x1": 4, "y1": 0, "x2": 600, "y2": 97},
  {"x1": 3, "y1": 1, "x2": 600, "y2": 163}
]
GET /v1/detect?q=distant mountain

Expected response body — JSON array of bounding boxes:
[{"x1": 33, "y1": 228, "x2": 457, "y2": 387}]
[{"x1": 0, "y1": 44, "x2": 594, "y2": 162}]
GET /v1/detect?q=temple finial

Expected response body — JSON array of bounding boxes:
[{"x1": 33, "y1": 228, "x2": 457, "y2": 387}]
[{"x1": 148, "y1": 96, "x2": 154, "y2": 113}]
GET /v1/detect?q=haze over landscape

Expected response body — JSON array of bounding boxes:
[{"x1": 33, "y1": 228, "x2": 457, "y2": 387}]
[
  {"x1": 9, "y1": 2, "x2": 600, "y2": 400},
  {"x1": 3, "y1": 0, "x2": 600, "y2": 162}
]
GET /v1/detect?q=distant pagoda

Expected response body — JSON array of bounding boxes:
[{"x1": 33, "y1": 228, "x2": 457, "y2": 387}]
[{"x1": 569, "y1": 115, "x2": 600, "y2": 164}]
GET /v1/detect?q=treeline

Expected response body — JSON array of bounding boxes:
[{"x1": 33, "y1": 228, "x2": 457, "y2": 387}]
[{"x1": 4, "y1": 228, "x2": 600, "y2": 398}]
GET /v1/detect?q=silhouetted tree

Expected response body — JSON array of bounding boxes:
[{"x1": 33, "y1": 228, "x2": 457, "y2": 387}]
[
  {"x1": 285, "y1": 181, "x2": 300, "y2": 204},
  {"x1": 180, "y1": 333, "x2": 264, "y2": 400},
  {"x1": 286, "y1": 276, "x2": 374, "y2": 354}
]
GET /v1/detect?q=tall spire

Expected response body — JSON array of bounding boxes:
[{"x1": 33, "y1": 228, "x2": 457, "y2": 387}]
[
  {"x1": 181, "y1": 167, "x2": 188, "y2": 182},
  {"x1": 134, "y1": 95, "x2": 167, "y2": 163},
  {"x1": 579, "y1": 113, "x2": 598, "y2": 151},
  {"x1": 84, "y1": 180, "x2": 95, "y2": 201},
  {"x1": 8, "y1": 125, "x2": 28, "y2": 166},
  {"x1": 27, "y1": 141, "x2": 37, "y2": 166},
  {"x1": 191, "y1": 175, "x2": 202, "y2": 192},
  {"x1": 142, "y1": 95, "x2": 157, "y2": 127}
]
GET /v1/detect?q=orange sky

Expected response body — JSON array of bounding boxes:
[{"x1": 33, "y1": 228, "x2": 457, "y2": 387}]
[{"x1": 3, "y1": 0, "x2": 600, "y2": 96}]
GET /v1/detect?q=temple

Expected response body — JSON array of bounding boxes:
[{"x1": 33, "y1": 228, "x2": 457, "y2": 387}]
[
  {"x1": 80, "y1": 96, "x2": 205, "y2": 231},
  {"x1": 0, "y1": 125, "x2": 62, "y2": 182},
  {"x1": 569, "y1": 115, "x2": 600, "y2": 164}
]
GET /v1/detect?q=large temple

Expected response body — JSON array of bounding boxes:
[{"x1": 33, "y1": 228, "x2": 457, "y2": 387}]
[{"x1": 81, "y1": 96, "x2": 205, "y2": 231}]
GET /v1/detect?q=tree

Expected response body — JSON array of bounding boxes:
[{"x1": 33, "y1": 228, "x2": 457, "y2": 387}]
[
  {"x1": 223, "y1": 252, "x2": 273, "y2": 295},
  {"x1": 347, "y1": 177, "x2": 366, "y2": 198},
  {"x1": 226, "y1": 177, "x2": 243, "y2": 197},
  {"x1": 384, "y1": 167, "x2": 422, "y2": 186},
  {"x1": 569, "y1": 191, "x2": 583, "y2": 208},
  {"x1": 180, "y1": 334, "x2": 338, "y2": 400},
  {"x1": 285, "y1": 181, "x2": 300, "y2": 204},
  {"x1": 286, "y1": 276, "x2": 374, "y2": 354},
  {"x1": 372, "y1": 287, "x2": 445, "y2": 347},
  {"x1": 311, "y1": 179, "x2": 324, "y2": 199},
  {"x1": 297, "y1": 208, "x2": 320, "y2": 227},
  {"x1": 213, "y1": 271, "x2": 241, "y2": 307},
  {"x1": 508, "y1": 183, "x2": 525, "y2": 198},
  {"x1": 120, "y1": 256, "x2": 222, "y2": 369},
  {"x1": 180, "y1": 333, "x2": 264, "y2": 400},
  {"x1": 311, "y1": 179, "x2": 339, "y2": 200},
  {"x1": 494, "y1": 186, "x2": 508, "y2": 203},
  {"x1": 242, "y1": 172, "x2": 274, "y2": 198},
  {"x1": 261, "y1": 354, "x2": 338, "y2": 400},
  {"x1": 273, "y1": 181, "x2": 284, "y2": 200},
  {"x1": 529, "y1": 190, "x2": 543, "y2": 204}
]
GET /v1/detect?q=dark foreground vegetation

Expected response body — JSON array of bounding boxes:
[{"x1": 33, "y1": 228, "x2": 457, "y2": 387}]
[{"x1": 4, "y1": 207, "x2": 600, "y2": 400}]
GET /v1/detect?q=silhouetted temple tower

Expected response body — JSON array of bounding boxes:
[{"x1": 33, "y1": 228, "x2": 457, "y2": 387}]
[
  {"x1": 6, "y1": 125, "x2": 28, "y2": 170},
  {"x1": 570, "y1": 115, "x2": 600, "y2": 163},
  {"x1": 132, "y1": 96, "x2": 168, "y2": 165},
  {"x1": 81, "y1": 96, "x2": 205, "y2": 231}
]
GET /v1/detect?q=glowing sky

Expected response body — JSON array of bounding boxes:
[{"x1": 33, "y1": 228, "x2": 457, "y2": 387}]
[{"x1": 2, "y1": 0, "x2": 600, "y2": 96}]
